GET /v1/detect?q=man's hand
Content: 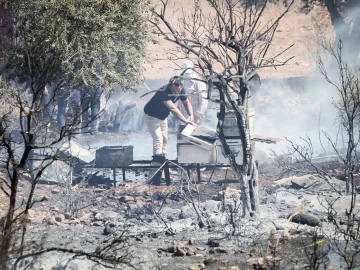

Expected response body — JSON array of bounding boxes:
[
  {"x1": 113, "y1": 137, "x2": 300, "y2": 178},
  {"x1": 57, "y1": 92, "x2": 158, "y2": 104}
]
[
  {"x1": 188, "y1": 115, "x2": 194, "y2": 123},
  {"x1": 186, "y1": 120, "x2": 197, "y2": 126}
]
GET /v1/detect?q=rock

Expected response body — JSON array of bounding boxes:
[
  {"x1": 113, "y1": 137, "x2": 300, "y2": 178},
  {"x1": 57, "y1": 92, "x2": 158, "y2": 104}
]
[
  {"x1": 272, "y1": 177, "x2": 292, "y2": 187},
  {"x1": 135, "y1": 196, "x2": 146, "y2": 206},
  {"x1": 291, "y1": 175, "x2": 319, "y2": 189},
  {"x1": 64, "y1": 212, "x2": 72, "y2": 219},
  {"x1": 167, "y1": 241, "x2": 196, "y2": 257},
  {"x1": 152, "y1": 191, "x2": 166, "y2": 201},
  {"x1": 218, "y1": 267, "x2": 240, "y2": 270},
  {"x1": 51, "y1": 188, "x2": 61, "y2": 194},
  {"x1": 55, "y1": 214, "x2": 65, "y2": 222},
  {"x1": 178, "y1": 210, "x2": 186, "y2": 219},
  {"x1": 207, "y1": 238, "x2": 220, "y2": 247},
  {"x1": 203, "y1": 257, "x2": 218, "y2": 265},
  {"x1": 79, "y1": 213, "x2": 92, "y2": 225},
  {"x1": 94, "y1": 212, "x2": 104, "y2": 221},
  {"x1": 67, "y1": 219, "x2": 80, "y2": 225},
  {"x1": 42, "y1": 216, "x2": 57, "y2": 225},
  {"x1": 103, "y1": 223, "x2": 116, "y2": 235},
  {"x1": 167, "y1": 216, "x2": 176, "y2": 222},
  {"x1": 188, "y1": 263, "x2": 205, "y2": 270},
  {"x1": 209, "y1": 247, "x2": 228, "y2": 254},
  {"x1": 92, "y1": 221, "x2": 103, "y2": 227},
  {"x1": 169, "y1": 192, "x2": 181, "y2": 201},
  {"x1": 289, "y1": 213, "x2": 321, "y2": 227},
  {"x1": 188, "y1": 238, "x2": 196, "y2": 245},
  {"x1": 272, "y1": 221, "x2": 285, "y2": 230},
  {"x1": 119, "y1": 195, "x2": 134, "y2": 203},
  {"x1": 247, "y1": 257, "x2": 266, "y2": 268}
]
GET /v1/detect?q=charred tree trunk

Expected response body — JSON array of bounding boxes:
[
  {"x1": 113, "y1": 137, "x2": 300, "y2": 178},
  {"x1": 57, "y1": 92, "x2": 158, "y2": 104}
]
[
  {"x1": 216, "y1": 78, "x2": 259, "y2": 217},
  {"x1": 1, "y1": 167, "x2": 20, "y2": 268},
  {"x1": 323, "y1": 0, "x2": 359, "y2": 64}
]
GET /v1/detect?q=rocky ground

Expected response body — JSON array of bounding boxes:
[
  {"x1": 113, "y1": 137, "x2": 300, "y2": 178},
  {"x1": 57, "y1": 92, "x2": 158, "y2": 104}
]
[
  {"x1": 2, "y1": 1, "x2": 358, "y2": 269},
  {"x1": 9, "y1": 147, "x2": 360, "y2": 270}
]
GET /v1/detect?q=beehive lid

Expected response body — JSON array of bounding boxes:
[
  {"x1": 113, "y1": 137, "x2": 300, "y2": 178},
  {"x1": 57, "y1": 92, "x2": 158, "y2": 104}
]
[{"x1": 180, "y1": 125, "x2": 217, "y2": 150}]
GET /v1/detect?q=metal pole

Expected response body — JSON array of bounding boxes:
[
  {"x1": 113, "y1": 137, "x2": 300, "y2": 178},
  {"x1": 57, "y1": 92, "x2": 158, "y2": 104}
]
[
  {"x1": 186, "y1": 167, "x2": 191, "y2": 180},
  {"x1": 196, "y1": 163, "x2": 201, "y2": 182},
  {"x1": 122, "y1": 168, "x2": 126, "y2": 182},
  {"x1": 112, "y1": 168, "x2": 116, "y2": 187}
]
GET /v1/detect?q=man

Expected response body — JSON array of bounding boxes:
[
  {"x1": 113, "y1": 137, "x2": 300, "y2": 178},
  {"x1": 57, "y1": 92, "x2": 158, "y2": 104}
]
[
  {"x1": 144, "y1": 76, "x2": 196, "y2": 184},
  {"x1": 177, "y1": 59, "x2": 208, "y2": 137},
  {"x1": 79, "y1": 68, "x2": 104, "y2": 134},
  {"x1": 55, "y1": 83, "x2": 81, "y2": 133},
  {"x1": 80, "y1": 86, "x2": 102, "y2": 133}
]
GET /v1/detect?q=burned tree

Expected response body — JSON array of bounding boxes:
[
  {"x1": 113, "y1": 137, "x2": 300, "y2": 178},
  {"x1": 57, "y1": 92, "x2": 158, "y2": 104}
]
[
  {"x1": 270, "y1": 40, "x2": 360, "y2": 268},
  {"x1": 0, "y1": 0, "x2": 150, "y2": 267},
  {"x1": 150, "y1": 0, "x2": 294, "y2": 216}
]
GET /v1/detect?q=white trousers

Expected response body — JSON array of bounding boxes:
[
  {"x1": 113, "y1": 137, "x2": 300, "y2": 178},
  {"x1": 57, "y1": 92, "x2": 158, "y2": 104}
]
[{"x1": 144, "y1": 114, "x2": 168, "y2": 156}]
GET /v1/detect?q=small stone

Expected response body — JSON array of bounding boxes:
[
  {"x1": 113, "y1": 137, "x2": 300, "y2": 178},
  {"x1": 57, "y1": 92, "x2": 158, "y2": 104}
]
[
  {"x1": 178, "y1": 210, "x2": 186, "y2": 219},
  {"x1": 94, "y1": 212, "x2": 104, "y2": 221},
  {"x1": 119, "y1": 195, "x2": 134, "y2": 203},
  {"x1": 209, "y1": 247, "x2": 228, "y2": 254},
  {"x1": 152, "y1": 191, "x2": 165, "y2": 201},
  {"x1": 167, "y1": 216, "x2": 175, "y2": 222},
  {"x1": 64, "y1": 213, "x2": 72, "y2": 219},
  {"x1": 68, "y1": 219, "x2": 80, "y2": 225},
  {"x1": 135, "y1": 236, "x2": 142, "y2": 242},
  {"x1": 203, "y1": 257, "x2": 218, "y2": 265},
  {"x1": 218, "y1": 267, "x2": 239, "y2": 270},
  {"x1": 92, "y1": 221, "x2": 103, "y2": 227},
  {"x1": 188, "y1": 263, "x2": 205, "y2": 270},
  {"x1": 103, "y1": 224, "x2": 115, "y2": 235},
  {"x1": 55, "y1": 214, "x2": 65, "y2": 222},
  {"x1": 207, "y1": 238, "x2": 219, "y2": 247},
  {"x1": 43, "y1": 216, "x2": 57, "y2": 225},
  {"x1": 79, "y1": 215, "x2": 91, "y2": 226},
  {"x1": 51, "y1": 188, "x2": 61, "y2": 194}
]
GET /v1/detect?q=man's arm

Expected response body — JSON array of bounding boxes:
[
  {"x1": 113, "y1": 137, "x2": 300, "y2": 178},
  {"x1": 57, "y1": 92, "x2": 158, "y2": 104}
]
[
  {"x1": 181, "y1": 99, "x2": 194, "y2": 122},
  {"x1": 163, "y1": 100, "x2": 195, "y2": 125}
]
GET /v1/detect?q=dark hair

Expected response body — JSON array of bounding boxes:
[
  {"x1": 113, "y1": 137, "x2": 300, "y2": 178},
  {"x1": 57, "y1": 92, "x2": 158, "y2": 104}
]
[{"x1": 169, "y1": 76, "x2": 182, "y2": 87}]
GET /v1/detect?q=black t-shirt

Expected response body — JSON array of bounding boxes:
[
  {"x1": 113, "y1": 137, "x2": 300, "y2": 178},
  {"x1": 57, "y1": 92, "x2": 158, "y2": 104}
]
[{"x1": 144, "y1": 85, "x2": 187, "y2": 120}]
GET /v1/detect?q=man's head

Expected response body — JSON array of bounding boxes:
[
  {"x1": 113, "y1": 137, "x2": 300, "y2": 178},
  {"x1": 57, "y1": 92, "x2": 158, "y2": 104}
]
[
  {"x1": 181, "y1": 59, "x2": 194, "y2": 77},
  {"x1": 169, "y1": 76, "x2": 183, "y2": 94}
]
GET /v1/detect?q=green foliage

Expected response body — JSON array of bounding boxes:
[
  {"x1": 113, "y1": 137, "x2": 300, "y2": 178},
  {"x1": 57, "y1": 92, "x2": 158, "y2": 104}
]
[{"x1": 1, "y1": 0, "x2": 151, "y2": 91}]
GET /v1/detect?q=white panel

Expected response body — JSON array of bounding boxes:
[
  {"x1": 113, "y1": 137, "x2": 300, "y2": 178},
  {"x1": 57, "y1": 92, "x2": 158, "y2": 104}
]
[
  {"x1": 223, "y1": 109, "x2": 255, "y2": 138},
  {"x1": 215, "y1": 139, "x2": 243, "y2": 165},
  {"x1": 177, "y1": 143, "x2": 217, "y2": 164}
]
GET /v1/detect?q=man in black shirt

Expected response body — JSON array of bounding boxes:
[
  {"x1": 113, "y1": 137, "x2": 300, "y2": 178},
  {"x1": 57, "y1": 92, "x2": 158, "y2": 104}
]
[{"x1": 144, "y1": 76, "x2": 195, "y2": 161}]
